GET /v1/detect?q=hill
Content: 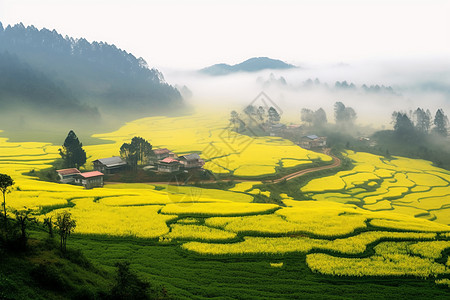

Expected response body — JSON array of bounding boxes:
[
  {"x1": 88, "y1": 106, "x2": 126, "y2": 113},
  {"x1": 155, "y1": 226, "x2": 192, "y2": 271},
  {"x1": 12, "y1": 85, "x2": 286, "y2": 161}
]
[
  {"x1": 0, "y1": 52, "x2": 99, "y2": 120},
  {"x1": 200, "y1": 57, "x2": 296, "y2": 75},
  {"x1": 0, "y1": 22, "x2": 183, "y2": 131}
]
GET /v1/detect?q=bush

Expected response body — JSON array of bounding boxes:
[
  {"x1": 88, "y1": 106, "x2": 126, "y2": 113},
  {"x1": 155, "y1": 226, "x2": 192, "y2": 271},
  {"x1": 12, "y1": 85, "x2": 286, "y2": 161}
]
[
  {"x1": 63, "y1": 248, "x2": 92, "y2": 269},
  {"x1": 70, "y1": 287, "x2": 97, "y2": 300},
  {"x1": 110, "y1": 261, "x2": 150, "y2": 300},
  {"x1": 30, "y1": 263, "x2": 68, "y2": 291}
]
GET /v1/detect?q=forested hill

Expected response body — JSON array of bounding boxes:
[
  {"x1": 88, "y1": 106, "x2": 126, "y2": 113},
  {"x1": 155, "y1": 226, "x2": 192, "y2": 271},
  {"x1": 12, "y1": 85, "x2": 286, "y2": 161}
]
[
  {"x1": 0, "y1": 22, "x2": 183, "y2": 120},
  {"x1": 200, "y1": 57, "x2": 296, "y2": 76},
  {"x1": 0, "y1": 52, "x2": 99, "y2": 117}
]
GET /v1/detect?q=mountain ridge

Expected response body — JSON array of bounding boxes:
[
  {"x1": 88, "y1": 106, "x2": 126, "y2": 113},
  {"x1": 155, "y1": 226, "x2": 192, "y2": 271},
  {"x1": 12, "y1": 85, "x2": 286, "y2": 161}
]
[
  {"x1": 0, "y1": 21, "x2": 183, "y2": 130},
  {"x1": 200, "y1": 57, "x2": 296, "y2": 76}
]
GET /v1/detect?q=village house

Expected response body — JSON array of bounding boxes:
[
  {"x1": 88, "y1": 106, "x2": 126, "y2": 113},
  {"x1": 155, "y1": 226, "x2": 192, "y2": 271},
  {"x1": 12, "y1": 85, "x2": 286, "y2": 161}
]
[
  {"x1": 269, "y1": 123, "x2": 286, "y2": 137},
  {"x1": 74, "y1": 171, "x2": 104, "y2": 189},
  {"x1": 157, "y1": 157, "x2": 181, "y2": 173},
  {"x1": 93, "y1": 156, "x2": 127, "y2": 174},
  {"x1": 179, "y1": 153, "x2": 205, "y2": 169},
  {"x1": 151, "y1": 148, "x2": 177, "y2": 164},
  {"x1": 153, "y1": 148, "x2": 170, "y2": 160},
  {"x1": 56, "y1": 168, "x2": 81, "y2": 183},
  {"x1": 300, "y1": 135, "x2": 327, "y2": 149}
]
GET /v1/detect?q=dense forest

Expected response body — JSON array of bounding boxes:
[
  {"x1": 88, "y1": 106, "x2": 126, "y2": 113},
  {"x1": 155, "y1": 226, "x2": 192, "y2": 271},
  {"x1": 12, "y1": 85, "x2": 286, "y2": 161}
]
[{"x1": 0, "y1": 22, "x2": 183, "y2": 132}]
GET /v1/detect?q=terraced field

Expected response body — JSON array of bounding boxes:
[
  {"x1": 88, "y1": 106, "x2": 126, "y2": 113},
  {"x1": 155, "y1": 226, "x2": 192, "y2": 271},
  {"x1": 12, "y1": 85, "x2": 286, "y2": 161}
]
[
  {"x1": 2, "y1": 115, "x2": 450, "y2": 292},
  {"x1": 301, "y1": 150, "x2": 450, "y2": 224}
]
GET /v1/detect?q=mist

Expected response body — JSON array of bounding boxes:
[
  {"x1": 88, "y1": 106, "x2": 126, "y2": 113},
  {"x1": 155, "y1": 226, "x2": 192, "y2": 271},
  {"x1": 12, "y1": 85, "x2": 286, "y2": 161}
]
[{"x1": 163, "y1": 58, "x2": 450, "y2": 129}]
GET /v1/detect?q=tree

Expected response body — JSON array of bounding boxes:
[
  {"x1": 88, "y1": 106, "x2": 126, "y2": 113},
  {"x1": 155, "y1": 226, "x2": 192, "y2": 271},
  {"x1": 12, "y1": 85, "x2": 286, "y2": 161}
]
[
  {"x1": 120, "y1": 137, "x2": 153, "y2": 169},
  {"x1": 268, "y1": 107, "x2": 281, "y2": 124},
  {"x1": 334, "y1": 101, "x2": 346, "y2": 124},
  {"x1": 54, "y1": 211, "x2": 76, "y2": 252},
  {"x1": 392, "y1": 111, "x2": 415, "y2": 140},
  {"x1": 43, "y1": 216, "x2": 53, "y2": 237},
  {"x1": 413, "y1": 108, "x2": 431, "y2": 134},
  {"x1": 111, "y1": 261, "x2": 150, "y2": 300},
  {"x1": 334, "y1": 102, "x2": 356, "y2": 127},
  {"x1": 300, "y1": 108, "x2": 314, "y2": 126},
  {"x1": 256, "y1": 106, "x2": 266, "y2": 122},
  {"x1": 230, "y1": 110, "x2": 240, "y2": 130},
  {"x1": 433, "y1": 109, "x2": 449, "y2": 137},
  {"x1": 243, "y1": 105, "x2": 256, "y2": 116},
  {"x1": 0, "y1": 173, "x2": 14, "y2": 229},
  {"x1": 13, "y1": 208, "x2": 35, "y2": 248},
  {"x1": 313, "y1": 108, "x2": 327, "y2": 127},
  {"x1": 59, "y1": 130, "x2": 86, "y2": 169}
]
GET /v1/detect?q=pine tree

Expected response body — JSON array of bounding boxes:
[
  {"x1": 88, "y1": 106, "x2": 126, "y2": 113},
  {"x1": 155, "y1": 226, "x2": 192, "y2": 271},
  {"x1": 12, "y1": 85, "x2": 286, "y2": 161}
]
[
  {"x1": 268, "y1": 107, "x2": 280, "y2": 124},
  {"x1": 59, "y1": 130, "x2": 87, "y2": 169},
  {"x1": 433, "y1": 109, "x2": 449, "y2": 137},
  {"x1": 313, "y1": 108, "x2": 327, "y2": 127}
]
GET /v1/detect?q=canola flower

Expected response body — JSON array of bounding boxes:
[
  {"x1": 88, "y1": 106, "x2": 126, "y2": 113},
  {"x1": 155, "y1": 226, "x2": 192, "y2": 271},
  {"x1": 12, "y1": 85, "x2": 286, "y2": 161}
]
[
  {"x1": 4, "y1": 115, "x2": 450, "y2": 284},
  {"x1": 164, "y1": 224, "x2": 237, "y2": 241},
  {"x1": 306, "y1": 252, "x2": 449, "y2": 277},
  {"x1": 160, "y1": 202, "x2": 279, "y2": 216},
  {"x1": 435, "y1": 278, "x2": 450, "y2": 287},
  {"x1": 306, "y1": 241, "x2": 450, "y2": 278},
  {"x1": 269, "y1": 262, "x2": 283, "y2": 268},
  {"x1": 408, "y1": 241, "x2": 450, "y2": 259},
  {"x1": 41, "y1": 198, "x2": 176, "y2": 238},
  {"x1": 182, "y1": 231, "x2": 435, "y2": 255}
]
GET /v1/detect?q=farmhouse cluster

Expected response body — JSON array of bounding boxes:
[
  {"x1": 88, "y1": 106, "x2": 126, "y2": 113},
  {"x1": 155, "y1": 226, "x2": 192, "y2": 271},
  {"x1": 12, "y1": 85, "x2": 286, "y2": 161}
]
[
  {"x1": 269, "y1": 123, "x2": 328, "y2": 150},
  {"x1": 56, "y1": 148, "x2": 204, "y2": 188}
]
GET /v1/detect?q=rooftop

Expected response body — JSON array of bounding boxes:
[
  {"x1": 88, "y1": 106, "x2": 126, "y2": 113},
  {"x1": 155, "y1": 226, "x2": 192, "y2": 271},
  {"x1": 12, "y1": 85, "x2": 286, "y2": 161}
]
[
  {"x1": 160, "y1": 157, "x2": 179, "y2": 164},
  {"x1": 93, "y1": 156, "x2": 127, "y2": 167},
  {"x1": 78, "y1": 171, "x2": 104, "y2": 178},
  {"x1": 56, "y1": 168, "x2": 80, "y2": 176},
  {"x1": 180, "y1": 153, "x2": 200, "y2": 161},
  {"x1": 153, "y1": 148, "x2": 170, "y2": 154}
]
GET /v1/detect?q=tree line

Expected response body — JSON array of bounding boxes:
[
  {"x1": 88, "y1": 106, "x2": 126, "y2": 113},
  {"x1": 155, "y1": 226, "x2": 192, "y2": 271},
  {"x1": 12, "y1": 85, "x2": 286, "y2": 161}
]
[{"x1": 392, "y1": 108, "x2": 448, "y2": 140}]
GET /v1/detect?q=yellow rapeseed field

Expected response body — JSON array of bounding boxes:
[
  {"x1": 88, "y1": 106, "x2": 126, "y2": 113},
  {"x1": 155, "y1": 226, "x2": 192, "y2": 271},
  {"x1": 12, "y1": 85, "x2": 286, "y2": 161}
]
[{"x1": 2, "y1": 113, "x2": 450, "y2": 283}]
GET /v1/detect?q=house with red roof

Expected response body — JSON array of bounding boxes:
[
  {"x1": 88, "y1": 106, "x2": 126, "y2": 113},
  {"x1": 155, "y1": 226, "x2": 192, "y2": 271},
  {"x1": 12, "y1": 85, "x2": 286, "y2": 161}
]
[
  {"x1": 157, "y1": 157, "x2": 181, "y2": 173},
  {"x1": 56, "y1": 168, "x2": 81, "y2": 183},
  {"x1": 74, "y1": 171, "x2": 104, "y2": 189}
]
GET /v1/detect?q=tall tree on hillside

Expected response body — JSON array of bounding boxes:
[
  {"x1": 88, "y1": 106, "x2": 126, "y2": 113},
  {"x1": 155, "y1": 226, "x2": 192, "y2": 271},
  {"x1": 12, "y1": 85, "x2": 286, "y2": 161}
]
[
  {"x1": 393, "y1": 111, "x2": 415, "y2": 140},
  {"x1": 59, "y1": 130, "x2": 86, "y2": 169},
  {"x1": 334, "y1": 102, "x2": 356, "y2": 127},
  {"x1": 120, "y1": 136, "x2": 153, "y2": 169},
  {"x1": 413, "y1": 108, "x2": 431, "y2": 134},
  {"x1": 230, "y1": 110, "x2": 240, "y2": 130},
  {"x1": 243, "y1": 105, "x2": 256, "y2": 117},
  {"x1": 54, "y1": 211, "x2": 76, "y2": 252},
  {"x1": 313, "y1": 108, "x2": 327, "y2": 127},
  {"x1": 268, "y1": 106, "x2": 281, "y2": 124},
  {"x1": 433, "y1": 109, "x2": 449, "y2": 137},
  {"x1": 13, "y1": 208, "x2": 35, "y2": 248},
  {"x1": 300, "y1": 108, "x2": 314, "y2": 126},
  {"x1": 0, "y1": 173, "x2": 14, "y2": 230},
  {"x1": 256, "y1": 106, "x2": 266, "y2": 122}
]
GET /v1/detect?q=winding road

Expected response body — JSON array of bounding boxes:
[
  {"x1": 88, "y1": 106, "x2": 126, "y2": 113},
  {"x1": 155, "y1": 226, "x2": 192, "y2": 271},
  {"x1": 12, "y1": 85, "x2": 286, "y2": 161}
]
[
  {"x1": 269, "y1": 149, "x2": 341, "y2": 184},
  {"x1": 105, "y1": 148, "x2": 342, "y2": 186}
]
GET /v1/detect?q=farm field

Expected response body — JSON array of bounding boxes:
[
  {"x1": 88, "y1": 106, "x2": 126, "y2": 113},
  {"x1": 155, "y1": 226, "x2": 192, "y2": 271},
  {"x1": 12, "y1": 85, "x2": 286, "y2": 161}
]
[
  {"x1": 1, "y1": 114, "x2": 450, "y2": 297},
  {"x1": 301, "y1": 150, "x2": 450, "y2": 224}
]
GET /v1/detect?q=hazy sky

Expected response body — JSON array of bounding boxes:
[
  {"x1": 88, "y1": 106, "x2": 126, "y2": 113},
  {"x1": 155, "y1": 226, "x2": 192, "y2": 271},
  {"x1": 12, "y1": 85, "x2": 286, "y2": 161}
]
[{"x1": 1, "y1": 0, "x2": 449, "y2": 69}]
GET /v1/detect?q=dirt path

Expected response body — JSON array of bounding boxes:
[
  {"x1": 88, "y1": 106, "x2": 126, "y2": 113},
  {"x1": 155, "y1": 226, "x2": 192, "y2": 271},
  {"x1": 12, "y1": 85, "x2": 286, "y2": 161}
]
[
  {"x1": 269, "y1": 152, "x2": 341, "y2": 184},
  {"x1": 105, "y1": 148, "x2": 342, "y2": 186}
]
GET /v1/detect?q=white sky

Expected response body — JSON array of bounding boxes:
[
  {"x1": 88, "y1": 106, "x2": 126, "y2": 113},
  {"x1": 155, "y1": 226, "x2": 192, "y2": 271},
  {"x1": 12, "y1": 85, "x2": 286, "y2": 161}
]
[{"x1": 0, "y1": 0, "x2": 449, "y2": 69}]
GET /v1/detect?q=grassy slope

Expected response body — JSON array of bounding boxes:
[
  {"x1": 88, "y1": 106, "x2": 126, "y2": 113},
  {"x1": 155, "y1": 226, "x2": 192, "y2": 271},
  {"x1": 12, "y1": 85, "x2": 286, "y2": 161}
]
[
  {"x1": 69, "y1": 234, "x2": 450, "y2": 300},
  {"x1": 1, "y1": 231, "x2": 112, "y2": 300}
]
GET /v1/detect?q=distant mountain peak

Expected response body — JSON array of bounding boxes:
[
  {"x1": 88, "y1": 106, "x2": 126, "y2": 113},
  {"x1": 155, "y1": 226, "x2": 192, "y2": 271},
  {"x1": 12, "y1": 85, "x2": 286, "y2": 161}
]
[{"x1": 200, "y1": 57, "x2": 296, "y2": 76}]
